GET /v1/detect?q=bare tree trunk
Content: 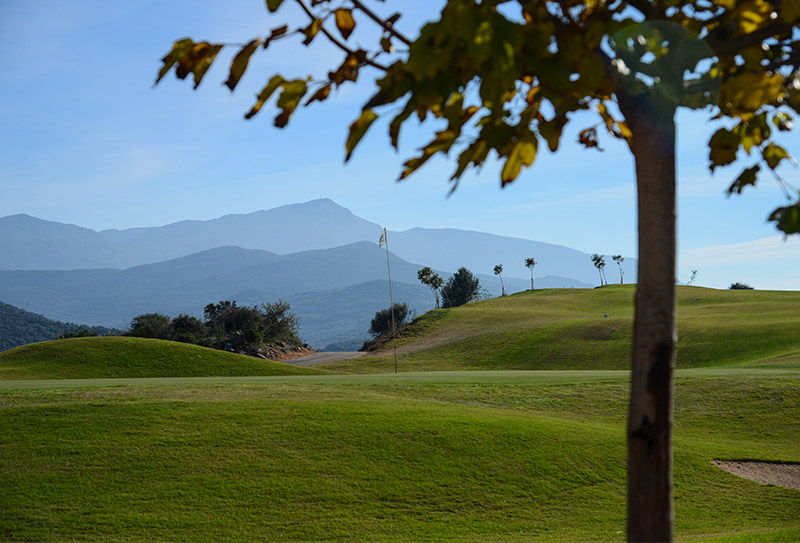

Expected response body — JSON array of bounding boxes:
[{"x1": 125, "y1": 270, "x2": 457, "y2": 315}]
[{"x1": 619, "y1": 91, "x2": 677, "y2": 543}]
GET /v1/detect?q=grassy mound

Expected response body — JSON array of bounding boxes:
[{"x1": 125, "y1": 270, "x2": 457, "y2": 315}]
[
  {"x1": 0, "y1": 336, "x2": 322, "y2": 380},
  {"x1": 327, "y1": 286, "x2": 800, "y2": 373},
  {"x1": 1, "y1": 372, "x2": 797, "y2": 541}
]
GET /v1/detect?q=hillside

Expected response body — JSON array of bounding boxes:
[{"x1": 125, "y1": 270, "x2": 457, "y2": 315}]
[
  {"x1": 0, "y1": 302, "x2": 117, "y2": 352},
  {"x1": 1, "y1": 373, "x2": 798, "y2": 541},
  {"x1": 0, "y1": 336, "x2": 322, "y2": 380},
  {"x1": 323, "y1": 286, "x2": 800, "y2": 373},
  {"x1": 0, "y1": 242, "x2": 578, "y2": 349}
]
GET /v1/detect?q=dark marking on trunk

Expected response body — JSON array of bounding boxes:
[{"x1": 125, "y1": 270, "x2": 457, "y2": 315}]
[
  {"x1": 647, "y1": 342, "x2": 672, "y2": 395},
  {"x1": 630, "y1": 415, "x2": 655, "y2": 451}
]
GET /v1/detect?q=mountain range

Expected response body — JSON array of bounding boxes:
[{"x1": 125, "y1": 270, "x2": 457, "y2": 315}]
[{"x1": 0, "y1": 199, "x2": 629, "y2": 349}]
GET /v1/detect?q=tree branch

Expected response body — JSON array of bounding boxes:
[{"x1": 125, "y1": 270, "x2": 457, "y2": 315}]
[
  {"x1": 350, "y1": 0, "x2": 412, "y2": 47},
  {"x1": 704, "y1": 20, "x2": 793, "y2": 58},
  {"x1": 294, "y1": 0, "x2": 389, "y2": 71}
]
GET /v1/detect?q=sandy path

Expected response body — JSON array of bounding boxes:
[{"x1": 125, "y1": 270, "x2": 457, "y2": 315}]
[
  {"x1": 285, "y1": 351, "x2": 368, "y2": 366},
  {"x1": 713, "y1": 460, "x2": 800, "y2": 490}
]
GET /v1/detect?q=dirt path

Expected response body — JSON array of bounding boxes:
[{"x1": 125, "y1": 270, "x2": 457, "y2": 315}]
[
  {"x1": 285, "y1": 351, "x2": 368, "y2": 367},
  {"x1": 713, "y1": 460, "x2": 800, "y2": 490}
]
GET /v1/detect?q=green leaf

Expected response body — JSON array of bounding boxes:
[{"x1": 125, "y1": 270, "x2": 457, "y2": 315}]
[
  {"x1": 335, "y1": 9, "x2": 356, "y2": 40},
  {"x1": 538, "y1": 115, "x2": 567, "y2": 152},
  {"x1": 763, "y1": 143, "x2": 789, "y2": 170},
  {"x1": 345, "y1": 109, "x2": 378, "y2": 162},
  {"x1": 708, "y1": 128, "x2": 740, "y2": 172},
  {"x1": 245, "y1": 75, "x2": 286, "y2": 120},
  {"x1": 265, "y1": 0, "x2": 285, "y2": 12},
  {"x1": 451, "y1": 140, "x2": 488, "y2": 181},
  {"x1": 186, "y1": 43, "x2": 223, "y2": 89},
  {"x1": 389, "y1": 98, "x2": 416, "y2": 149},
  {"x1": 156, "y1": 38, "x2": 194, "y2": 85},
  {"x1": 224, "y1": 40, "x2": 260, "y2": 92},
  {"x1": 726, "y1": 165, "x2": 760, "y2": 195},
  {"x1": 274, "y1": 79, "x2": 308, "y2": 127},
  {"x1": 768, "y1": 204, "x2": 800, "y2": 235},
  {"x1": 501, "y1": 139, "x2": 537, "y2": 186}
]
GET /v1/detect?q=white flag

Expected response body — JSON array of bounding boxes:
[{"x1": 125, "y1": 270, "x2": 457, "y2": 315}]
[{"x1": 378, "y1": 228, "x2": 387, "y2": 248}]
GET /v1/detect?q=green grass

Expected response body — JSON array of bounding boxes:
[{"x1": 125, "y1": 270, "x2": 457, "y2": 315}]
[
  {"x1": 1, "y1": 372, "x2": 798, "y2": 542},
  {"x1": 0, "y1": 336, "x2": 323, "y2": 380},
  {"x1": 2, "y1": 288, "x2": 798, "y2": 541},
  {"x1": 325, "y1": 286, "x2": 800, "y2": 373}
]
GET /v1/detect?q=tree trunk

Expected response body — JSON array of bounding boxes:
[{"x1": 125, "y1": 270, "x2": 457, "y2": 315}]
[{"x1": 618, "y1": 90, "x2": 677, "y2": 543}]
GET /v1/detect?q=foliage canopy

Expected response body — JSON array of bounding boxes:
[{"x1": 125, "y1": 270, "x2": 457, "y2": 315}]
[
  {"x1": 441, "y1": 267, "x2": 481, "y2": 308},
  {"x1": 157, "y1": 0, "x2": 800, "y2": 232}
]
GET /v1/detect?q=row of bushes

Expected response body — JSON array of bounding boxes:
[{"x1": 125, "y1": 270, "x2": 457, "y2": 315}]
[{"x1": 128, "y1": 300, "x2": 302, "y2": 355}]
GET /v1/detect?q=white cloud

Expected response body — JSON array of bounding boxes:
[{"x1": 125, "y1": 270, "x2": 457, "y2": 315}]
[{"x1": 683, "y1": 235, "x2": 800, "y2": 266}]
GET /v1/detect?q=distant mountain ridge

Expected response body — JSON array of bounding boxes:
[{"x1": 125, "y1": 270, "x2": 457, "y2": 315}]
[
  {"x1": 1, "y1": 199, "x2": 621, "y2": 348},
  {"x1": 0, "y1": 198, "x2": 635, "y2": 284}
]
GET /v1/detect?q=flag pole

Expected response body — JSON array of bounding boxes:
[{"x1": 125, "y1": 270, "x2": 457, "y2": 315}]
[{"x1": 379, "y1": 228, "x2": 398, "y2": 374}]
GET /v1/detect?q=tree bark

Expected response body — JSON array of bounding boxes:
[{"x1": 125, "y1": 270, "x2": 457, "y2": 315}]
[{"x1": 618, "y1": 90, "x2": 677, "y2": 543}]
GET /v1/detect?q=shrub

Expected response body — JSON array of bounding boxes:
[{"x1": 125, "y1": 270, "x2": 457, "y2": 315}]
[
  {"x1": 441, "y1": 267, "x2": 481, "y2": 308},
  {"x1": 171, "y1": 314, "x2": 208, "y2": 344},
  {"x1": 369, "y1": 303, "x2": 410, "y2": 338},
  {"x1": 129, "y1": 313, "x2": 173, "y2": 339},
  {"x1": 729, "y1": 282, "x2": 754, "y2": 290}
]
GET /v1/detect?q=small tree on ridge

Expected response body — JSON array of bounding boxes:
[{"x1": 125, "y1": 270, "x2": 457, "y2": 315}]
[
  {"x1": 493, "y1": 264, "x2": 505, "y2": 296},
  {"x1": 612, "y1": 255, "x2": 625, "y2": 285},
  {"x1": 417, "y1": 266, "x2": 444, "y2": 309},
  {"x1": 524, "y1": 257, "x2": 537, "y2": 290}
]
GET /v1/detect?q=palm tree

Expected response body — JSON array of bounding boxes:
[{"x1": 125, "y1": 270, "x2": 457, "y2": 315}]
[
  {"x1": 591, "y1": 254, "x2": 606, "y2": 286},
  {"x1": 612, "y1": 255, "x2": 624, "y2": 284},
  {"x1": 524, "y1": 257, "x2": 537, "y2": 290},
  {"x1": 493, "y1": 264, "x2": 505, "y2": 296}
]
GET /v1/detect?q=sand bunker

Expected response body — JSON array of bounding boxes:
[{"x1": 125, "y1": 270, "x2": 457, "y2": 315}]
[{"x1": 713, "y1": 460, "x2": 800, "y2": 490}]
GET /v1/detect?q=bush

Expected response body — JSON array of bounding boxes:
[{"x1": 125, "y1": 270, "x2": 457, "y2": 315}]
[
  {"x1": 171, "y1": 314, "x2": 208, "y2": 344},
  {"x1": 127, "y1": 300, "x2": 301, "y2": 355},
  {"x1": 441, "y1": 267, "x2": 481, "y2": 308},
  {"x1": 369, "y1": 303, "x2": 410, "y2": 338},
  {"x1": 58, "y1": 328, "x2": 99, "y2": 339},
  {"x1": 204, "y1": 300, "x2": 301, "y2": 354},
  {"x1": 129, "y1": 313, "x2": 173, "y2": 339},
  {"x1": 729, "y1": 282, "x2": 754, "y2": 290}
]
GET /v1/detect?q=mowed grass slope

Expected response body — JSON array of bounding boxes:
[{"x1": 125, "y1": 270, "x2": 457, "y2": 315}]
[
  {"x1": 0, "y1": 336, "x2": 322, "y2": 380},
  {"x1": 1, "y1": 374, "x2": 798, "y2": 542},
  {"x1": 325, "y1": 286, "x2": 800, "y2": 373}
]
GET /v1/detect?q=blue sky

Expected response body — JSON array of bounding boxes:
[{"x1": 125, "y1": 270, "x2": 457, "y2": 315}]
[{"x1": 2, "y1": 0, "x2": 800, "y2": 289}]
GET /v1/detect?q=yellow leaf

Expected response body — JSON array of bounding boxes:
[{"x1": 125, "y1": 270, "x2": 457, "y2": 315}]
[
  {"x1": 501, "y1": 139, "x2": 537, "y2": 185},
  {"x1": 721, "y1": 72, "x2": 783, "y2": 118},
  {"x1": 335, "y1": 9, "x2": 356, "y2": 40},
  {"x1": 265, "y1": 0, "x2": 284, "y2": 12}
]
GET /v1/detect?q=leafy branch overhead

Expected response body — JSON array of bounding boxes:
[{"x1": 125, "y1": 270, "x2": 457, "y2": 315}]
[{"x1": 156, "y1": 0, "x2": 800, "y2": 233}]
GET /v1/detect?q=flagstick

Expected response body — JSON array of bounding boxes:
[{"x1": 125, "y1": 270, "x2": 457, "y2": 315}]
[{"x1": 381, "y1": 228, "x2": 398, "y2": 374}]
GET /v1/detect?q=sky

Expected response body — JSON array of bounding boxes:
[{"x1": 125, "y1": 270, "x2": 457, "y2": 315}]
[{"x1": 2, "y1": 0, "x2": 800, "y2": 289}]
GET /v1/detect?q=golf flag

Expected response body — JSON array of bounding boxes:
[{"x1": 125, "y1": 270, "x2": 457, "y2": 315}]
[{"x1": 378, "y1": 228, "x2": 387, "y2": 248}]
